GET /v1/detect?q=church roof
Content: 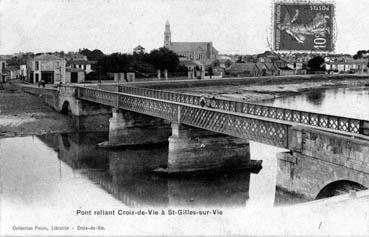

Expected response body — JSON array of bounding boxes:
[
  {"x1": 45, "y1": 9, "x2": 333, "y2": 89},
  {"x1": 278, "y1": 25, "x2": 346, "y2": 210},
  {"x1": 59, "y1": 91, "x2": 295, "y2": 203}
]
[{"x1": 170, "y1": 42, "x2": 213, "y2": 53}]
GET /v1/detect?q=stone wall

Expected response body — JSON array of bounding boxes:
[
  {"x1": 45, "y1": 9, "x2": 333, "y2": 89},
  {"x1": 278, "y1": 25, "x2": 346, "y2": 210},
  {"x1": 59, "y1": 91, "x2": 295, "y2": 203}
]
[
  {"x1": 277, "y1": 151, "x2": 369, "y2": 200},
  {"x1": 288, "y1": 126, "x2": 369, "y2": 174}
]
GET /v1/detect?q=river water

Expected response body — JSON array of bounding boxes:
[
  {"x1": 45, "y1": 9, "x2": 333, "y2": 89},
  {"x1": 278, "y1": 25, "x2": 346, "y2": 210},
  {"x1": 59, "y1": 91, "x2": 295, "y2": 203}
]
[{"x1": 1, "y1": 85, "x2": 369, "y2": 236}]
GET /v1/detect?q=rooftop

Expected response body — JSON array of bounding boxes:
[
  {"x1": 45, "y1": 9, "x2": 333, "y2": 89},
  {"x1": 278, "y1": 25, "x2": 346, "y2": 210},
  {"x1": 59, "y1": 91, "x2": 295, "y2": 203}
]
[{"x1": 33, "y1": 54, "x2": 64, "y2": 61}]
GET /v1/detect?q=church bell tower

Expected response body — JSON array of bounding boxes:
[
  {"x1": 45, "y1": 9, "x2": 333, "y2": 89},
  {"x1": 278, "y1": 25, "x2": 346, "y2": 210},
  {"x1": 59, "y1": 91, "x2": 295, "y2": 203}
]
[{"x1": 164, "y1": 20, "x2": 171, "y2": 48}]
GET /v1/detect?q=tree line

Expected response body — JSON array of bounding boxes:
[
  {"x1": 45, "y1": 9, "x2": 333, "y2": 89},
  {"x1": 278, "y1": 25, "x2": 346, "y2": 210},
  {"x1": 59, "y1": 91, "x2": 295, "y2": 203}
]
[{"x1": 79, "y1": 47, "x2": 186, "y2": 79}]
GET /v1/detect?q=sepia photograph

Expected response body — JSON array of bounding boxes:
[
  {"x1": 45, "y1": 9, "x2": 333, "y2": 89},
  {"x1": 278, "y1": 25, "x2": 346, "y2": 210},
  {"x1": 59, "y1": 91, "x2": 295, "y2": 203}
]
[{"x1": 1, "y1": 0, "x2": 369, "y2": 236}]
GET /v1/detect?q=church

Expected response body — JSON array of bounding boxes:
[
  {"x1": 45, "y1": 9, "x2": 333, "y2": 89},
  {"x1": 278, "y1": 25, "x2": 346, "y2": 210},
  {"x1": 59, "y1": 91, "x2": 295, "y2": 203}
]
[{"x1": 163, "y1": 20, "x2": 218, "y2": 64}]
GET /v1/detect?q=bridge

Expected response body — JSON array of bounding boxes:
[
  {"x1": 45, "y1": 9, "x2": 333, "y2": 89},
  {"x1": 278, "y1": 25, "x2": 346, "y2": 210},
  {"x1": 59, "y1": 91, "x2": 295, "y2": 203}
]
[{"x1": 22, "y1": 81, "x2": 369, "y2": 199}]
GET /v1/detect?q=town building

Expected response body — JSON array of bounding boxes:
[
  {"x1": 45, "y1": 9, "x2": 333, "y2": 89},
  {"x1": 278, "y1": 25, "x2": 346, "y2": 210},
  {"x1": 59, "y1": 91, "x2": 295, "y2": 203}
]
[
  {"x1": 65, "y1": 68, "x2": 85, "y2": 83},
  {"x1": 226, "y1": 63, "x2": 260, "y2": 77},
  {"x1": 20, "y1": 65, "x2": 27, "y2": 80},
  {"x1": 67, "y1": 59, "x2": 95, "y2": 74},
  {"x1": 163, "y1": 20, "x2": 218, "y2": 64},
  {"x1": 27, "y1": 54, "x2": 66, "y2": 84},
  {"x1": 0, "y1": 57, "x2": 7, "y2": 82},
  {"x1": 133, "y1": 45, "x2": 145, "y2": 54},
  {"x1": 325, "y1": 57, "x2": 368, "y2": 73},
  {"x1": 5, "y1": 66, "x2": 20, "y2": 80}
]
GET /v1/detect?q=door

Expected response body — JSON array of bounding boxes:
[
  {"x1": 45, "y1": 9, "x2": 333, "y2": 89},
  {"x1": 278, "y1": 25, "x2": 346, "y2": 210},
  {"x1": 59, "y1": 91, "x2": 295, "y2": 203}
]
[
  {"x1": 71, "y1": 72, "x2": 78, "y2": 83},
  {"x1": 41, "y1": 71, "x2": 54, "y2": 84},
  {"x1": 30, "y1": 71, "x2": 34, "y2": 83}
]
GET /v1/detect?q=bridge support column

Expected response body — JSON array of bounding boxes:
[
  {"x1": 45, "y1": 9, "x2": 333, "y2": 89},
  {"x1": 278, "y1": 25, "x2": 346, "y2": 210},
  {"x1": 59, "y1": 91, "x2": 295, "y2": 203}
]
[
  {"x1": 166, "y1": 123, "x2": 252, "y2": 173},
  {"x1": 100, "y1": 108, "x2": 171, "y2": 148},
  {"x1": 108, "y1": 108, "x2": 127, "y2": 144}
]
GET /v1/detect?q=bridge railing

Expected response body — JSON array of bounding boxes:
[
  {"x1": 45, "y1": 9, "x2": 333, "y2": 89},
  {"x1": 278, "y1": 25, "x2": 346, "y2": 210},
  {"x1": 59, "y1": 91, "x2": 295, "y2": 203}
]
[
  {"x1": 77, "y1": 86, "x2": 290, "y2": 148},
  {"x1": 22, "y1": 86, "x2": 58, "y2": 96},
  {"x1": 118, "y1": 85, "x2": 369, "y2": 136}
]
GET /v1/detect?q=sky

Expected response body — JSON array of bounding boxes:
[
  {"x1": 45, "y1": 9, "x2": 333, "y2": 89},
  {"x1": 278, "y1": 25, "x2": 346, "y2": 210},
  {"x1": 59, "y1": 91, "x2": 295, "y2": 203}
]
[{"x1": 0, "y1": 0, "x2": 369, "y2": 55}]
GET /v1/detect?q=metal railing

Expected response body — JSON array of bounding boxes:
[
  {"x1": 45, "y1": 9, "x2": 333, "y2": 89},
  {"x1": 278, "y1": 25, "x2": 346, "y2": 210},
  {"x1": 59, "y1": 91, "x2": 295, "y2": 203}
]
[
  {"x1": 77, "y1": 86, "x2": 290, "y2": 148},
  {"x1": 23, "y1": 84, "x2": 369, "y2": 139},
  {"x1": 118, "y1": 85, "x2": 369, "y2": 136}
]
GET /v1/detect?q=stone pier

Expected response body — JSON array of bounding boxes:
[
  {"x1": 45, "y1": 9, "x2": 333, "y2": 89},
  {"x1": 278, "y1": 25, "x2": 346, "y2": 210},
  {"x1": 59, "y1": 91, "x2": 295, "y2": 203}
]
[
  {"x1": 166, "y1": 123, "x2": 251, "y2": 173},
  {"x1": 101, "y1": 108, "x2": 171, "y2": 147}
]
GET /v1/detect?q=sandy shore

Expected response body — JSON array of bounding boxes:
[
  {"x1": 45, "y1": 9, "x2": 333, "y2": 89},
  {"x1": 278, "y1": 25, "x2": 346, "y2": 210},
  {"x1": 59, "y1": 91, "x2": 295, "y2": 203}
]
[
  {"x1": 171, "y1": 79, "x2": 369, "y2": 102},
  {"x1": 0, "y1": 82, "x2": 75, "y2": 137}
]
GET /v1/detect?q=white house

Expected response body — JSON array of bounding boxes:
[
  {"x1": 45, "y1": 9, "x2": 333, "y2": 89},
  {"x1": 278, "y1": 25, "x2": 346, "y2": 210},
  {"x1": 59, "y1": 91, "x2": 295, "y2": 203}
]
[{"x1": 27, "y1": 54, "x2": 66, "y2": 84}]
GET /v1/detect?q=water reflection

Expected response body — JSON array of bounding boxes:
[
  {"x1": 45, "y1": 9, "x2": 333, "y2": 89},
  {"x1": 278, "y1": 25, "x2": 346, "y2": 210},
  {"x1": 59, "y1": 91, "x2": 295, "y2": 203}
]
[
  {"x1": 267, "y1": 86, "x2": 369, "y2": 119},
  {"x1": 38, "y1": 133, "x2": 251, "y2": 207},
  {"x1": 305, "y1": 89, "x2": 325, "y2": 106}
]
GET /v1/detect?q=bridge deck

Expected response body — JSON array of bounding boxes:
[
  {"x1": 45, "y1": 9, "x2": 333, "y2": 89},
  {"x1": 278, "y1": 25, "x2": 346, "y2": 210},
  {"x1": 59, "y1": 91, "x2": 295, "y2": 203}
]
[
  {"x1": 20, "y1": 83, "x2": 369, "y2": 148},
  {"x1": 76, "y1": 86, "x2": 369, "y2": 149}
]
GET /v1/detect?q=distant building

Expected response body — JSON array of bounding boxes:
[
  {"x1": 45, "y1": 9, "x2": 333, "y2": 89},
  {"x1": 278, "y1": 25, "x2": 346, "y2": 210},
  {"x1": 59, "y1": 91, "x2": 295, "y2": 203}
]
[
  {"x1": 226, "y1": 63, "x2": 260, "y2": 77},
  {"x1": 325, "y1": 57, "x2": 368, "y2": 73},
  {"x1": 67, "y1": 60, "x2": 95, "y2": 74},
  {"x1": 27, "y1": 54, "x2": 66, "y2": 84},
  {"x1": 163, "y1": 20, "x2": 218, "y2": 64},
  {"x1": 133, "y1": 45, "x2": 145, "y2": 54},
  {"x1": 0, "y1": 57, "x2": 7, "y2": 82},
  {"x1": 226, "y1": 62, "x2": 284, "y2": 77},
  {"x1": 5, "y1": 66, "x2": 20, "y2": 81},
  {"x1": 65, "y1": 68, "x2": 85, "y2": 83},
  {"x1": 20, "y1": 65, "x2": 27, "y2": 79}
]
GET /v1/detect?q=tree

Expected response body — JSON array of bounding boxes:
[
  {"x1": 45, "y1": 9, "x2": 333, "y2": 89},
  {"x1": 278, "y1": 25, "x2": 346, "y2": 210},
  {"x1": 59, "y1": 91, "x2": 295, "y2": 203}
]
[
  {"x1": 224, "y1": 59, "x2": 233, "y2": 68},
  {"x1": 146, "y1": 47, "x2": 180, "y2": 72},
  {"x1": 79, "y1": 48, "x2": 104, "y2": 61},
  {"x1": 98, "y1": 53, "x2": 132, "y2": 74},
  {"x1": 353, "y1": 50, "x2": 369, "y2": 60},
  {"x1": 93, "y1": 47, "x2": 182, "y2": 79},
  {"x1": 307, "y1": 56, "x2": 326, "y2": 72},
  {"x1": 207, "y1": 67, "x2": 213, "y2": 78}
]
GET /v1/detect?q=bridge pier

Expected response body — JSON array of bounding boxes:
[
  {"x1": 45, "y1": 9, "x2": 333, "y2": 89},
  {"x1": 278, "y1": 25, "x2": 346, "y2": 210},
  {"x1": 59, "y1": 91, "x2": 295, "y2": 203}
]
[
  {"x1": 165, "y1": 123, "x2": 252, "y2": 173},
  {"x1": 100, "y1": 108, "x2": 171, "y2": 147}
]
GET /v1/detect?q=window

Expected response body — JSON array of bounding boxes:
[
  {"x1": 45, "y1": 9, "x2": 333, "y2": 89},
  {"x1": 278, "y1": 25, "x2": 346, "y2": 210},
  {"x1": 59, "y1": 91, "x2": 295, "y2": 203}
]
[
  {"x1": 56, "y1": 61, "x2": 60, "y2": 68},
  {"x1": 35, "y1": 61, "x2": 39, "y2": 71}
]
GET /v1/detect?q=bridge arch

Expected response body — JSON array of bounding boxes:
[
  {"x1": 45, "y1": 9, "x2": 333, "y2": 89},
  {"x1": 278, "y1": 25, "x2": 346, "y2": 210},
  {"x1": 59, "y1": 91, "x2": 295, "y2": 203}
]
[
  {"x1": 61, "y1": 100, "x2": 72, "y2": 115},
  {"x1": 316, "y1": 180, "x2": 367, "y2": 200}
]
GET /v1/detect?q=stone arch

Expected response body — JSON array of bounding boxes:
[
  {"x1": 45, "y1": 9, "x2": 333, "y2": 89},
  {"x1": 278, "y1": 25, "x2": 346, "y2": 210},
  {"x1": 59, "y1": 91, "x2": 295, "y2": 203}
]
[
  {"x1": 316, "y1": 180, "x2": 367, "y2": 200},
  {"x1": 61, "y1": 100, "x2": 72, "y2": 115},
  {"x1": 61, "y1": 133, "x2": 71, "y2": 149}
]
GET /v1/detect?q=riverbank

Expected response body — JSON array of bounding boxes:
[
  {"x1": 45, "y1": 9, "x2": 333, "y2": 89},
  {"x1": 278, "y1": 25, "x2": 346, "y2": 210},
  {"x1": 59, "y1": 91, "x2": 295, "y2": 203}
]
[
  {"x1": 172, "y1": 77, "x2": 369, "y2": 102},
  {"x1": 0, "y1": 82, "x2": 75, "y2": 137}
]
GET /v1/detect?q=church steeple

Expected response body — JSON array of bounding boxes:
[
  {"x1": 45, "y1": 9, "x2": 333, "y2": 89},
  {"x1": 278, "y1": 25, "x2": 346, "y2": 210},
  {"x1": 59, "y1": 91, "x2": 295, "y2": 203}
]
[{"x1": 164, "y1": 20, "x2": 171, "y2": 48}]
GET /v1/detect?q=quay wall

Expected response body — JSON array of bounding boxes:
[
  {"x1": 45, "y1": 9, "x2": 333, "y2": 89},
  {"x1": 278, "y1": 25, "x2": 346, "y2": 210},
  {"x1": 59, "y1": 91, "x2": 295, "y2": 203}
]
[{"x1": 95, "y1": 74, "x2": 369, "y2": 91}]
